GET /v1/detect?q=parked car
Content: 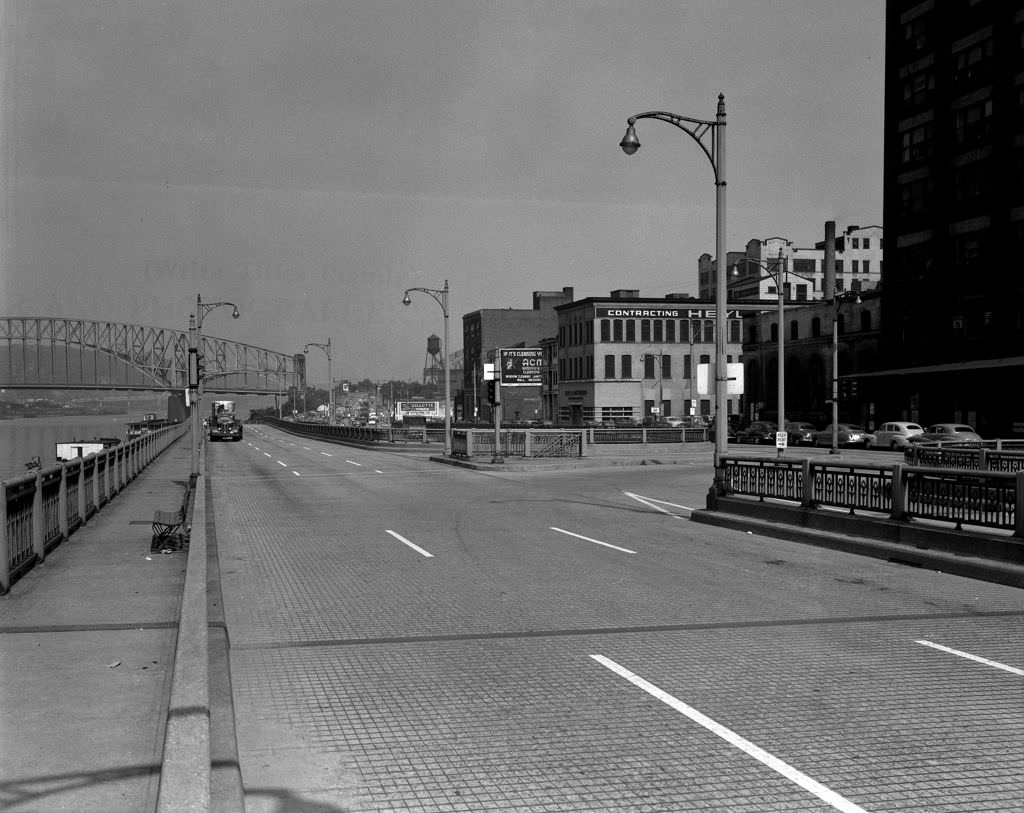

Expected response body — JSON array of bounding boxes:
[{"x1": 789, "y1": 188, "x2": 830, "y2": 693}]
[
  {"x1": 870, "y1": 421, "x2": 925, "y2": 449},
  {"x1": 785, "y1": 421, "x2": 817, "y2": 446},
  {"x1": 659, "y1": 415, "x2": 687, "y2": 427},
  {"x1": 735, "y1": 420, "x2": 778, "y2": 444},
  {"x1": 812, "y1": 423, "x2": 873, "y2": 448},
  {"x1": 909, "y1": 423, "x2": 983, "y2": 444}
]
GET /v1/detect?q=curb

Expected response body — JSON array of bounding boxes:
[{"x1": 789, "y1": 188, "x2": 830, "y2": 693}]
[{"x1": 691, "y1": 509, "x2": 1024, "y2": 589}]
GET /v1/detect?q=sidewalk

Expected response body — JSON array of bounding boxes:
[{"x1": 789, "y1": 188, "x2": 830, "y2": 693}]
[{"x1": 0, "y1": 440, "x2": 193, "y2": 813}]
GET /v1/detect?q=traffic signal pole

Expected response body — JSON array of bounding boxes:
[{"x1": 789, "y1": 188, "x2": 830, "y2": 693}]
[{"x1": 491, "y1": 379, "x2": 504, "y2": 464}]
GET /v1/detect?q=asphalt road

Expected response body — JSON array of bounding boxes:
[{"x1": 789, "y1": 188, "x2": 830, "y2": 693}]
[{"x1": 208, "y1": 425, "x2": 1024, "y2": 813}]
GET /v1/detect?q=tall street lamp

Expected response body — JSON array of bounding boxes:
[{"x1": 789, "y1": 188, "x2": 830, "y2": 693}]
[
  {"x1": 190, "y1": 294, "x2": 240, "y2": 476},
  {"x1": 303, "y1": 339, "x2": 333, "y2": 424},
  {"x1": 620, "y1": 95, "x2": 728, "y2": 486},
  {"x1": 830, "y1": 289, "x2": 861, "y2": 454},
  {"x1": 731, "y1": 250, "x2": 815, "y2": 458},
  {"x1": 402, "y1": 280, "x2": 451, "y2": 456}
]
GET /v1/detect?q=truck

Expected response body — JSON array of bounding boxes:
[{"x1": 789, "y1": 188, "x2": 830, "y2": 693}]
[{"x1": 209, "y1": 400, "x2": 243, "y2": 442}]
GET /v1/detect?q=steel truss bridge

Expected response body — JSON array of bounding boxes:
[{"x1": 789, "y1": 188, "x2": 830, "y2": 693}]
[{"x1": 0, "y1": 317, "x2": 299, "y2": 394}]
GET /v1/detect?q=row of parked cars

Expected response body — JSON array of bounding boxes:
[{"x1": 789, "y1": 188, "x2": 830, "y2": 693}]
[{"x1": 733, "y1": 420, "x2": 982, "y2": 449}]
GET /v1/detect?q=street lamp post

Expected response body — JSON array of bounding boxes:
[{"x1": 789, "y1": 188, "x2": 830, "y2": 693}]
[
  {"x1": 190, "y1": 294, "x2": 240, "y2": 476},
  {"x1": 402, "y1": 280, "x2": 452, "y2": 456},
  {"x1": 620, "y1": 95, "x2": 728, "y2": 489},
  {"x1": 303, "y1": 339, "x2": 332, "y2": 424},
  {"x1": 731, "y1": 250, "x2": 815, "y2": 458},
  {"x1": 830, "y1": 290, "x2": 862, "y2": 454}
]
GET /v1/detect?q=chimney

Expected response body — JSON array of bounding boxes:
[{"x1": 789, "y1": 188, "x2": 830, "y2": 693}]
[{"x1": 824, "y1": 220, "x2": 836, "y2": 299}]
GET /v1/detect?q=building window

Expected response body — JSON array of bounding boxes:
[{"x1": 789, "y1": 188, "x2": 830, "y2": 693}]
[
  {"x1": 852, "y1": 260, "x2": 859, "y2": 273},
  {"x1": 703, "y1": 320, "x2": 714, "y2": 343},
  {"x1": 835, "y1": 260, "x2": 844, "y2": 275},
  {"x1": 613, "y1": 320, "x2": 623, "y2": 342},
  {"x1": 789, "y1": 320, "x2": 799, "y2": 340},
  {"x1": 862, "y1": 260, "x2": 871, "y2": 274},
  {"x1": 640, "y1": 320, "x2": 651, "y2": 342},
  {"x1": 666, "y1": 320, "x2": 675, "y2": 342},
  {"x1": 626, "y1": 321, "x2": 636, "y2": 342},
  {"x1": 952, "y1": 38, "x2": 993, "y2": 90},
  {"x1": 604, "y1": 354, "x2": 615, "y2": 378},
  {"x1": 900, "y1": 176, "x2": 935, "y2": 217},
  {"x1": 653, "y1": 320, "x2": 663, "y2": 342},
  {"x1": 863, "y1": 238, "x2": 870, "y2": 250},
  {"x1": 812, "y1": 317, "x2": 821, "y2": 338},
  {"x1": 684, "y1": 355, "x2": 692, "y2": 378},
  {"x1": 620, "y1": 355, "x2": 632, "y2": 378},
  {"x1": 902, "y1": 68, "x2": 935, "y2": 107},
  {"x1": 953, "y1": 99, "x2": 993, "y2": 147},
  {"x1": 730, "y1": 319, "x2": 741, "y2": 343},
  {"x1": 644, "y1": 355, "x2": 656, "y2": 379},
  {"x1": 586, "y1": 355, "x2": 593, "y2": 379},
  {"x1": 852, "y1": 238, "x2": 860, "y2": 249},
  {"x1": 901, "y1": 122, "x2": 935, "y2": 164},
  {"x1": 600, "y1": 320, "x2": 610, "y2": 342},
  {"x1": 662, "y1": 355, "x2": 672, "y2": 379}
]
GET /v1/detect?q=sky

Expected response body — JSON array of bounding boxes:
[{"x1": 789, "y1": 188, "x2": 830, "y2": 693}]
[{"x1": 0, "y1": 0, "x2": 885, "y2": 384}]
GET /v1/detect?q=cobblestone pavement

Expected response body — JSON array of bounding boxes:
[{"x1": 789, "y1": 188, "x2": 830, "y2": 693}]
[{"x1": 212, "y1": 426, "x2": 1024, "y2": 812}]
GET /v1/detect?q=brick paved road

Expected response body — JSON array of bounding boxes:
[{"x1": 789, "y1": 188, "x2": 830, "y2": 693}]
[{"x1": 210, "y1": 425, "x2": 1024, "y2": 812}]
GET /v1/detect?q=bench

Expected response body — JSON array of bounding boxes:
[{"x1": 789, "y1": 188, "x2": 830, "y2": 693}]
[{"x1": 151, "y1": 509, "x2": 186, "y2": 553}]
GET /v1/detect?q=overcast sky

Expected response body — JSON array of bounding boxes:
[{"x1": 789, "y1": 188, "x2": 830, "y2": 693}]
[{"x1": 1, "y1": 0, "x2": 885, "y2": 383}]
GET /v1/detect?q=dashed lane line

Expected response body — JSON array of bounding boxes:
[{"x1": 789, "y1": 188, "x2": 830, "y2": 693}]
[
  {"x1": 292, "y1": 471, "x2": 301, "y2": 476},
  {"x1": 915, "y1": 639, "x2": 1024, "y2": 676},
  {"x1": 591, "y1": 655, "x2": 870, "y2": 813},
  {"x1": 385, "y1": 530, "x2": 434, "y2": 558},
  {"x1": 320, "y1": 452, "x2": 332, "y2": 457},
  {"x1": 550, "y1": 527, "x2": 636, "y2": 554},
  {"x1": 277, "y1": 461, "x2": 287, "y2": 467}
]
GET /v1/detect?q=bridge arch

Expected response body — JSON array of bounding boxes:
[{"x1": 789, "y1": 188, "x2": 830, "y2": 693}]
[{"x1": 0, "y1": 317, "x2": 298, "y2": 394}]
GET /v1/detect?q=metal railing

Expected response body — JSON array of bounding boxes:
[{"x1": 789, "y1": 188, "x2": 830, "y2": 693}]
[
  {"x1": 721, "y1": 454, "x2": 1024, "y2": 536},
  {"x1": 0, "y1": 422, "x2": 186, "y2": 593},
  {"x1": 452, "y1": 429, "x2": 584, "y2": 459}
]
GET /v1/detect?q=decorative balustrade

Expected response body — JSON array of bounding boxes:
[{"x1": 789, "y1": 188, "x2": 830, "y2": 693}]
[{"x1": 720, "y1": 455, "x2": 1024, "y2": 536}]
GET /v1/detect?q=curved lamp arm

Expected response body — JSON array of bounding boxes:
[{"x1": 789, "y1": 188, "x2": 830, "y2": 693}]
[
  {"x1": 196, "y1": 293, "x2": 240, "y2": 329},
  {"x1": 620, "y1": 94, "x2": 725, "y2": 182},
  {"x1": 402, "y1": 283, "x2": 449, "y2": 316}
]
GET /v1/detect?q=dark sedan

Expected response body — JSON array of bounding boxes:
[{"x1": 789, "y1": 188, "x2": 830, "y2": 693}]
[{"x1": 735, "y1": 420, "x2": 778, "y2": 444}]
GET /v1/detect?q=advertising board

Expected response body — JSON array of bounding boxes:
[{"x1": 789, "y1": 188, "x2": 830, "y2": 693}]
[{"x1": 498, "y1": 347, "x2": 543, "y2": 386}]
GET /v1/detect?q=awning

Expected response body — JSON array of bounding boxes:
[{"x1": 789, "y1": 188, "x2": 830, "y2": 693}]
[{"x1": 846, "y1": 356, "x2": 1024, "y2": 379}]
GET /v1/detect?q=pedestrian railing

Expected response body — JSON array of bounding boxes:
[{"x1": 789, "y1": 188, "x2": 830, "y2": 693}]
[
  {"x1": 452, "y1": 429, "x2": 584, "y2": 459},
  {"x1": 721, "y1": 455, "x2": 1024, "y2": 536},
  {"x1": 904, "y1": 444, "x2": 1024, "y2": 472},
  {"x1": 0, "y1": 422, "x2": 186, "y2": 593}
]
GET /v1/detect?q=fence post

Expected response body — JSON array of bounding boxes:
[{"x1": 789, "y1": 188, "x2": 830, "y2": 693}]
[
  {"x1": 0, "y1": 483, "x2": 10, "y2": 593},
  {"x1": 466, "y1": 430, "x2": 474, "y2": 458},
  {"x1": 58, "y1": 464, "x2": 69, "y2": 541},
  {"x1": 525, "y1": 430, "x2": 532, "y2": 458},
  {"x1": 32, "y1": 471, "x2": 44, "y2": 562},
  {"x1": 801, "y1": 458, "x2": 814, "y2": 507},
  {"x1": 1015, "y1": 471, "x2": 1024, "y2": 539},
  {"x1": 890, "y1": 463, "x2": 906, "y2": 521}
]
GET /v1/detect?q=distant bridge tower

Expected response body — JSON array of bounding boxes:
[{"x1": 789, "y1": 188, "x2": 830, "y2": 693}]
[{"x1": 422, "y1": 334, "x2": 443, "y2": 386}]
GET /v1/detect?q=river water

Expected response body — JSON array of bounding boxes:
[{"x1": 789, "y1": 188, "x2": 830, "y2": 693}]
[{"x1": 0, "y1": 415, "x2": 137, "y2": 481}]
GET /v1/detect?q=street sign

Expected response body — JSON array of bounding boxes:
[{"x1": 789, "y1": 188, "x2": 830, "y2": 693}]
[
  {"x1": 483, "y1": 363, "x2": 496, "y2": 381},
  {"x1": 498, "y1": 347, "x2": 542, "y2": 386},
  {"x1": 775, "y1": 431, "x2": 788, "y2": 449}
]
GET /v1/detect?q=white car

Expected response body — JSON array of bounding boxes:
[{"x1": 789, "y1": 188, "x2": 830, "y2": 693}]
[{"x1": 870, "y1": 421, "x2": 924, "y2": 450}]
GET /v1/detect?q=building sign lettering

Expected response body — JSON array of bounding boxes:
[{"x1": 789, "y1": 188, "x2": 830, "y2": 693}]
[{"x1": 498, "y1": 347, "x2": 543, "y2": 385}]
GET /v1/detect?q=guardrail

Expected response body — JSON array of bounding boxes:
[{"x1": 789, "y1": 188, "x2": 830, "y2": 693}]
[
  {"x1": 0, "y1": 422, "x2": 186, "y2": 593},
  {"x1": 452, "y1": 429, "x2": 584, "y2": 459},
  {"x1": 720, "y1": 454, "x2": 1024, "y2": 537},
  {"x1": 904, "y1": 444, "x2": 1024, "y2": 472}
]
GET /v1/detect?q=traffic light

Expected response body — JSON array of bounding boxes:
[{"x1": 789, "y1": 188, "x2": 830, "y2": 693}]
[
  {"x1": 486, "y1": 380, "x2": 497, "y2": 404},
  {"x1": 188, "y1": 348, "x2": 205, "y2": 388}
]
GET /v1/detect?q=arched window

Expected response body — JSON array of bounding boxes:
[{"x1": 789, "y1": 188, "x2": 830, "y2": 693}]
[
  {"x1": 789, "y1": 319, "x2": 799, "y2": 340},
  {"x1": 811, "y1": 317, "x2": 821, "y2": 338}
]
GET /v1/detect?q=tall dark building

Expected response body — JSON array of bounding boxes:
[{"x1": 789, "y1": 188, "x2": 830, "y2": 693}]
[{"x1": 880, "y1": 0, "x2": 1024, "y2": 436}]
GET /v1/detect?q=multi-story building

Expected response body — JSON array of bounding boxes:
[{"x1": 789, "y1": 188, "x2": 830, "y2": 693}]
[
  {"x1": 700, "y1": 224, "x2": 883, "y2": 302},
  {"x1": 461, "y1": 287, "x2": 573, "y2": 423},
  {"x1": 552, "y1": 290, "x2": 748, "y2": 426},
  {"x1": 877, "y1": 0, "x2": 1024, "y2": 436}
]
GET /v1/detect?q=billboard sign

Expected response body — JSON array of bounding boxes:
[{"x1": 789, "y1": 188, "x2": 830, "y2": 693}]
[{"x1": 498, "y1": 347, "x2": 543, "y2": 386}]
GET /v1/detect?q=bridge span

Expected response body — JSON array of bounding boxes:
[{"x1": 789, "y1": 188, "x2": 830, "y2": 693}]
[{"x1": 0, "y1": 316, "x2": 299, "y2": 395}]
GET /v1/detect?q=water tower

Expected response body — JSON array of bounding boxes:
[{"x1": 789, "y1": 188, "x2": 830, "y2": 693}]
[{"x1": 423, "y1": 334, "x2": 444, "y2": 386}]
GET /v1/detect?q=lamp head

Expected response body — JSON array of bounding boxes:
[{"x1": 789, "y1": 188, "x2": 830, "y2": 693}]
[
  {"x1": 231, "y1": 306, "x2": 240, "y2": 319},
  {"x1": 619, "y1": 124, "x2": 640, "y2": 156},
  {"x1": 402, "y1": 293, "x2": 412, "y2": 306}
]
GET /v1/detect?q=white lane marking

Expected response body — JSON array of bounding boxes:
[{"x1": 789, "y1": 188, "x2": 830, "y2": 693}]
[
  {"x1": 277, "y1": 461, "x2": 287, "y2": 467},
  {"x1": 346, "y1": 460, "x2": 362, "y2": 467},
  {"x1": 550, "y1": 527, "x2": 636, "y2": 554},
  {"x1": 292, "y1": 471, "x2": 301, "y2": 476},
  {"x1": 915, "y1": 640, "x2": 1024, "y2": 676},
  {"x1": 320, "y1": 452, "x2": 332, "y2": 457},
  {"x1": 302, "y1": 446, "x2": 312, "y2": 450},
  {"x1": 591, "y1": 655, "x2": 870, "y2": 813},
  {"x1": 263, "y1": 452, "x2": 272, "y2": 458},
  {"x1": 374, "y1": 469, "x2": 384, "y2": 474},
  {"x1": 385, "y1": 530, "x2": 434, "y2": 558},
  {"x1": 624, "y1": 491, "x2": 694, "y2": 517}
]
